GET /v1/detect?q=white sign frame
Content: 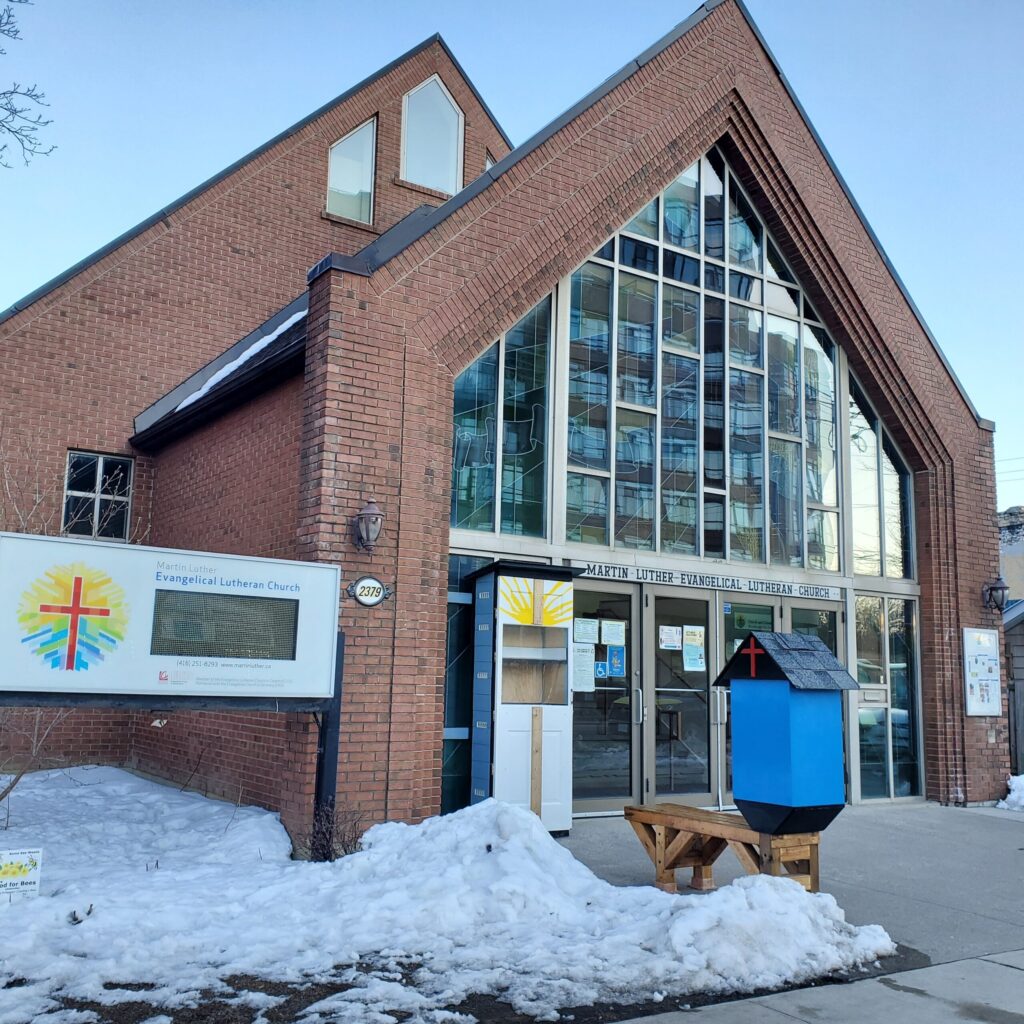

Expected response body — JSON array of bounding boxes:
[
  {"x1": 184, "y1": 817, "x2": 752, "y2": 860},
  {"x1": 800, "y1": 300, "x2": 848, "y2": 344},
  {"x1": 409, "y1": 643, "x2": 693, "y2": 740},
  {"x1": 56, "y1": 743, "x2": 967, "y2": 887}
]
[
  {"x1": 962, "y1": 627, "x2": 1002, "y2": 717},
  {"x1": 0, "y1": 533, "x2": 340, "y2": 702}
]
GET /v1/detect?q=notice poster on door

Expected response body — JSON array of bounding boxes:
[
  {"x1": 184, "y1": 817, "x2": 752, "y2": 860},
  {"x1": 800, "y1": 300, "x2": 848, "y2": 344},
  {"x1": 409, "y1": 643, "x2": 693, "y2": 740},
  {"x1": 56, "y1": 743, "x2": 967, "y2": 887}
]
[
  {"x1": 659, "y1": 625, "x2": 682, "y2": 650},
  {"x1": 573, "y1": 618, "x2": 599, "y2": 643},
  {"x1": 601, "y1": 620, "x2": 626, "y2": 646},
  {"x1": 572, "y1": 643, "x2": 596, "y2": 693},
  {"x1": 963, "y1": 627, "x2": 1001, "y2": 716},
  {"x1": 607, "y1": 645, "x2": 626, "y2": 677},
  {"x1": 683, "y1": 625, "x2": 706, "y2": 671}
]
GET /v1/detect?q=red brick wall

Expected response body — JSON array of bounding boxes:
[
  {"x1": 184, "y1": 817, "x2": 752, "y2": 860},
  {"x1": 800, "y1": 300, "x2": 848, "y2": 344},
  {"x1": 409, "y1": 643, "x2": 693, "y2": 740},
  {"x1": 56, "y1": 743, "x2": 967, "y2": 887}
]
[
  {"x1": 295, "y1": 0, "x2": 1006, "y2": 812},
  {"x1": 0, "y1": 38, "x2": 507, "y2": 809},
  {"x1": 127, "y1": 375, "x2": 318, "y2": 834}
]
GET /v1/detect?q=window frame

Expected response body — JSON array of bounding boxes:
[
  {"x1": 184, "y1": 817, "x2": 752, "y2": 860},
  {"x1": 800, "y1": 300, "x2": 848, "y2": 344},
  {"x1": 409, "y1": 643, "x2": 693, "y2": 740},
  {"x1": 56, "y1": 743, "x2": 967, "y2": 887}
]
[
  {"x1": 400, "y1": 74, "x2": 465, "y2": 196},
  {"x1": 62, "y1": 450, "x2": 134, "y2": 542},
  {"x1": 326, "y1": 116, "x2": 377, "y2": 225}
]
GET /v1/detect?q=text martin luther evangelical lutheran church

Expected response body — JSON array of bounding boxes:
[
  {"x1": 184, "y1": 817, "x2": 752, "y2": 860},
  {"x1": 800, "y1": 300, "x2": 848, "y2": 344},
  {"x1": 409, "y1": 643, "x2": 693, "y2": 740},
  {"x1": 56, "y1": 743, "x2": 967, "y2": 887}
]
[{"x1": 0, "y1": 0, "x2": 1008, "y2": 834}]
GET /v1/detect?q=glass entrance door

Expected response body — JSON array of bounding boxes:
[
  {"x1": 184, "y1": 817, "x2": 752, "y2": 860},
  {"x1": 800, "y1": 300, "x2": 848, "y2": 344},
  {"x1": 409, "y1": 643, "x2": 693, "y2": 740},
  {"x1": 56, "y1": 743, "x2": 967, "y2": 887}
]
[
  {"x1": 642, "y1": 588, "x2": 718, "y2": 804},
  {"x1": 571, "y1": 583, "x2": 640, "y2": 812}
]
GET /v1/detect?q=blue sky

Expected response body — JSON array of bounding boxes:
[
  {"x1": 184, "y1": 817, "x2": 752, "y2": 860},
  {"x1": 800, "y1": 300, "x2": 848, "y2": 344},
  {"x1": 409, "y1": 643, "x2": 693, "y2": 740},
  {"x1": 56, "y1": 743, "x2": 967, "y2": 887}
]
[{"x1": 2, "y1": 0, "x2": 1021, "y2": 507}]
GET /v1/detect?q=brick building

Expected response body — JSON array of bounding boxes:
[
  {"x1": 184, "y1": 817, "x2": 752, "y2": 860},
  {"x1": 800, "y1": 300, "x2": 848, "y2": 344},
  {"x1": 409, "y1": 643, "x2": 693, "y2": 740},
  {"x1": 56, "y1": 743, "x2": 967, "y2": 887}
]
[{"x1": 0, "y1": 0, "x2": 1008, "y2": 833}]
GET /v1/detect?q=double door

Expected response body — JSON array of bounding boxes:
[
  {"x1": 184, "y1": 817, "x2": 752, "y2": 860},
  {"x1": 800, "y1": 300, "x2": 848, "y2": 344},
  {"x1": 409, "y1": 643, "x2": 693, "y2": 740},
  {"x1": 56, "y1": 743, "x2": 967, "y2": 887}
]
[{"x1": 571, "y1": 583, "x2": 844, "y2": 813}]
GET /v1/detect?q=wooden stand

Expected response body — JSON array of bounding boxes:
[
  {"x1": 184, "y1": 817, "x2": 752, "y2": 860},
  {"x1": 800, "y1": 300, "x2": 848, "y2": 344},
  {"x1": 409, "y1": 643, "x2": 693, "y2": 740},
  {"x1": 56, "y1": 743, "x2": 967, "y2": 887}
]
[{"x1": 624, "y1": 804, "x2": 820, "y2": 893}]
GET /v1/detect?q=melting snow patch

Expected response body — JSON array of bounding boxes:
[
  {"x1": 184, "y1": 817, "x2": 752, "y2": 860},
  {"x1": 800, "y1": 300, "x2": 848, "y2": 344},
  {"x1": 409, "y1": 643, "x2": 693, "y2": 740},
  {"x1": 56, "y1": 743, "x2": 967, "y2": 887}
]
[
  {"x1": 0, "y1": 767, "x2": 895, "y2": 1023},
  {"x1": 997, "y1": 774, "x2": 1024, "y2": 810}
]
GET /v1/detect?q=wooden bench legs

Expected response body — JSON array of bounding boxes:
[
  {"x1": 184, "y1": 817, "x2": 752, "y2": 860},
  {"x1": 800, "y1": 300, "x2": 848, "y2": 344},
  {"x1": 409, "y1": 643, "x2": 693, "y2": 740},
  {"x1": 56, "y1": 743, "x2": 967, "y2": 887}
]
[{"x1": 627, "y1": 808, "x2": 821, "y2": 893}]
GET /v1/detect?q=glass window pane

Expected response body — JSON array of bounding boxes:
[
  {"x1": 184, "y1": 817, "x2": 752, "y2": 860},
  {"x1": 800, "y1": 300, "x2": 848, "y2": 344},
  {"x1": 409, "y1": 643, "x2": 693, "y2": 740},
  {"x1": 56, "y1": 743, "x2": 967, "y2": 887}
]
[
  {"x1": 451, "y1": 345, "x2": 498, "y2": 530},
  {"x1": 807, "y1": 509, "x2": 839, "y2": 572},
  {"x1": 404, "y1": 78, "x2": 461, "y2": 195},
  {"x1": 704, "y1": 493, "x2": 725, "y2": 559},
  {"x1": 882, "y1": 436, "x2": 912, "y2": 578},
  {"x1": 97, "y1": 498, "x2": 128, "y2": 540},
  {"x1": 625, "y1": 198, "x2": 659, "y2": 239},
  {"x1": 662, "y1": 353, "x2": 699, "y2": 554},
  {"x1": 501, "y1": 298, "x2": 550, "y2": 537},
  {"x1": 767, "y1": 315, "x2": 800, "y2": 435},
  {"x1": 729, "y1": 180, "x2": 762, "y2": 272},
  {"x1": 663, "y1": 161, "x2": 699, "y2": 251},
  {"x1": 769, "y1": 438, "x2": 802, "y2": 566},
  {"x1": 447, "y1": 554, "x2": 490, "y2": 593},
  {"x1": 662, "y1": 283, "x2": 698, "y2": 352},
  {"x1": 855, "y1": 595, "x2": 885, "y2": 687},
  {"x1": 663, "y1": 250, "x2": 699, "y2": 286},
  {"x1": 100, "y1": 457, "x2": 132, "y2": 498},
  {"x1": 729, "y1": 369, "x2": 764, "y2": 562},
  {"x1": 704, "y1": 263, "x2": 725, "y2": 293},
  {"x1": 67, "y1": 452, "x2": 98, "y2": 493},
  {"x1": 859, "y1": 707, "x2": 891, "y2": 799},
  {"x1": 850, "y1": 382, "x2": 882, "y2": 575},
  {"x1": 566, "y1": 473, "x2": 608, "y2": 545},
  {"x1": 803, "y1": 325, "x2": 837, "y2": 506},
  {"x1": 703, "y1": 297, "x2": 725, "y2": 489},
  {"x1": 445, "y1": 601, "x2": 475, "y2": 729},
  {"x1": 569, "y1": 263, "x2": 612, "y2": 469},
  {"x1": 765, "y1": 239, "x2": 795, "y2": 283},
  {"x1": 889, "y1": 598, "x2": 920, "y2": 796},
  {"x1": 791, "y1": 608, "x2": 837, "y2": 655},
  {"x1": 617, "y1": 273, "x2": 657, "y2": 407},
  {"x1": 766, "y1": 282, "x2": 799, "y2": 318},
  {"x1": 327, "y1": 119, "x2": 375, "y2": 223},
  {"x1": 729, "y1": 304, "x2": 762, "y2": 368},
  {"x1": 594, "y1": 239, "x2": 614, "y2": 261},
  {"x1": 729, "y1": 271, "x2": 762, "y2": 304},
  {"x1": 615, "y1": 410, "x2": 655, "y2": 550},
  {"x1": 618, "y1": 237, "x2": 658, "y2": 274},
  {"x1": 703, "y1": 150, "x2": 725, "y2": 260},
  {"x1": 441, "y1": 738, "x2": 471, "y2": 814},
  {"x1": 63, "y1": 494, "x2": 94, "y2": 536}
]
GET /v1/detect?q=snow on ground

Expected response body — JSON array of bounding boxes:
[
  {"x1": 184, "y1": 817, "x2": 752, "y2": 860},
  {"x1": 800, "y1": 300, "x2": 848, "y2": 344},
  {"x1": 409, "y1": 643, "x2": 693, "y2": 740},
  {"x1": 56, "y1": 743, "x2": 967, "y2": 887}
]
[
  {"x1": 0, "y1": 767, "x2": 895, "y2": 1024},
  {"x1": 997, "y1": 774, "x2": 1024, "y2": 810}
]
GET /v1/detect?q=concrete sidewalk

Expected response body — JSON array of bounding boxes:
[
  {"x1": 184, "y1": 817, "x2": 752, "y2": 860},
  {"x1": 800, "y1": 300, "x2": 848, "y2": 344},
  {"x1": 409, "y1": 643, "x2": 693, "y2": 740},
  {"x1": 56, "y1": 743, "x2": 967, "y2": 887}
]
[
  {"x1": 561, "y1": 802, "x2": 1024, "y2": 1022},
  {"x1": 619, "y1": 949, "x2": 1024, "y2": 1022}
]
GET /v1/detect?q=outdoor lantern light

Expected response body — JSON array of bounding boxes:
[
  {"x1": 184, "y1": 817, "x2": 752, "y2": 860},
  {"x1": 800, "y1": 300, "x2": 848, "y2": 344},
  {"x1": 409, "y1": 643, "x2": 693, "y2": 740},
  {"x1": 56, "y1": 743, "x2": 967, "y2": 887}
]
[
  {"x1": 353, "y1": 498, "x2": 384, "y2": 552},
  {"x1": 982, "y1": 575, "x2": 1009, "y2": 613}
]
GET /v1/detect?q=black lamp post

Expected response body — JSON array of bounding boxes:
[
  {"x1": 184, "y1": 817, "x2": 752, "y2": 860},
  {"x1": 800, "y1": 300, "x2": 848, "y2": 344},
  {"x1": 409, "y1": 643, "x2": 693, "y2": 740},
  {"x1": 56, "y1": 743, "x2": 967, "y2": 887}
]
[
  {"x1": 982, "y1": 574, "x2": 1009, "y2": 613},
  {"x1": 352, "y1": 498, "x2": 384, "y2": 552}
]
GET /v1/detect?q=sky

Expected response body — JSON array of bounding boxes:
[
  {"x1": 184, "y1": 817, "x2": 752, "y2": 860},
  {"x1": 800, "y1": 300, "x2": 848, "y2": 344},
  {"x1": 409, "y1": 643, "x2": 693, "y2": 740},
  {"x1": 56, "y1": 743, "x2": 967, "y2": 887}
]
[{"x1": 2, "y1": 0, "x2": 1022, "y2": 508}]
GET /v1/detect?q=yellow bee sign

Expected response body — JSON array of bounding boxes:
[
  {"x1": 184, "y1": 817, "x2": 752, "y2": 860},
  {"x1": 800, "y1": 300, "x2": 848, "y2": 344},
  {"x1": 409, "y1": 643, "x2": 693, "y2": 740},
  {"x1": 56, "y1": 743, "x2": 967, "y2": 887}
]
[{"x1": 0, "y1": 849, "x2": 41, "y2": 896}]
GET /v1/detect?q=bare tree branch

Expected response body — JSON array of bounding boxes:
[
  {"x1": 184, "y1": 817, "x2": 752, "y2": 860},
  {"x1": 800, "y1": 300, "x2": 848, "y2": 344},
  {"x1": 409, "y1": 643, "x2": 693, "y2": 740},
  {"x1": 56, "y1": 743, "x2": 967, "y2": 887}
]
[{"x1": 0, "y1": 2, "x2": 54, "y2": 168}]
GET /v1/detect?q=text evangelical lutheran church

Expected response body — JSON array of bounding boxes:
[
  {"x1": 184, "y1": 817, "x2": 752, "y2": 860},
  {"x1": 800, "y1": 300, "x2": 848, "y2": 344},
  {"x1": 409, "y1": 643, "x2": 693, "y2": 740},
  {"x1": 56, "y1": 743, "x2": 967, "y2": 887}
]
[{"x1": 0, "y1": 0, "x2": 1008, "y2": 835}]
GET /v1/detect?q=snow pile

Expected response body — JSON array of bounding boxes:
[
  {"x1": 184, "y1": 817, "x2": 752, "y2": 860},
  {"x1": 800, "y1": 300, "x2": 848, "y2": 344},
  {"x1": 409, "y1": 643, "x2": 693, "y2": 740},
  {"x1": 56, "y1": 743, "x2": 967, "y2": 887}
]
[
  {"x1": 996, "y1": 774, "x2": 1024, "y2": 810},
  {"x1": 0, "y1": 768, "x2": 895, "y2": 1023}
]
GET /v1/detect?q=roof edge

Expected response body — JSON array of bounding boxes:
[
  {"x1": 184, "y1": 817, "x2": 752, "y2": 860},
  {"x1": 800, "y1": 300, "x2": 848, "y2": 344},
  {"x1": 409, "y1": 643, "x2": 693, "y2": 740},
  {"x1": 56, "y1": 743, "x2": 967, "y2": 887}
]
[
  {"x1": 730, "y1": 0, "x2": 986, "y2": 428},
  {"x1": 0, "y1": 32, "x2": 510, "y2": 327}
]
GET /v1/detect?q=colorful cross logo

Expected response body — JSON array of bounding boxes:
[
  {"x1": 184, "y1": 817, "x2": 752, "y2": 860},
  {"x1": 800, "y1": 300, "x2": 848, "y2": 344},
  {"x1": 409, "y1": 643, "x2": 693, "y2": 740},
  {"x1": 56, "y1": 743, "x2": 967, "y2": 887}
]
[{"x1": 18, "y1": 563, "x2": 129, "y2": 671}]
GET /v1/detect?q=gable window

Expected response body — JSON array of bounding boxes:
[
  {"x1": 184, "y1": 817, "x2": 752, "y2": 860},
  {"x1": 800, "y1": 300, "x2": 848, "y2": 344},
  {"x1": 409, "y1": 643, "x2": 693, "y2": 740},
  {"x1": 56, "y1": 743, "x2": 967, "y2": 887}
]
[
  {"x1": 327, "y1": 118, "x2": 376, "y2": 223},
  {"x1": 402, "y1": 76, "x2": 464, "y2": 195},
  {"x1": 63, "y1": 452, "x2": 133, "y2": 541}
]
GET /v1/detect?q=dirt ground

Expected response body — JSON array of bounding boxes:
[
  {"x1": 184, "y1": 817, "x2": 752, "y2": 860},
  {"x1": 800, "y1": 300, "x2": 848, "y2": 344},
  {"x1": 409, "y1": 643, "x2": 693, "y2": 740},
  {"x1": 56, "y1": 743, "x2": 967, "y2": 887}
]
[{"x1": 29, "y1": 945, "x2": 929, "y2": 1024}]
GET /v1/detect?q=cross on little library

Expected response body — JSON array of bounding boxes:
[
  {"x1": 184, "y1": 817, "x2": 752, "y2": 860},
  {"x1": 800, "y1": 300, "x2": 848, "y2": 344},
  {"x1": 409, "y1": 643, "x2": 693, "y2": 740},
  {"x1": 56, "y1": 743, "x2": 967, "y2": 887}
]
[{"x1": 740, "y1": 636, "x2": 766, "y2": 677}]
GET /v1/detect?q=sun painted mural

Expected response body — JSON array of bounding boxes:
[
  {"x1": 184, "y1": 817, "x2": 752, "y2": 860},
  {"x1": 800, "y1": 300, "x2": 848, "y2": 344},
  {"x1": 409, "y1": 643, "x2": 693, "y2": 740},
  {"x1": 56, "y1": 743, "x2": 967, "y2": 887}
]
[
  {"x1": 18, "y1": 563, "x2": 129, "y2": 671},
  {"x1": 497, "y1": 576, "x2": 573, "y2": 627}
]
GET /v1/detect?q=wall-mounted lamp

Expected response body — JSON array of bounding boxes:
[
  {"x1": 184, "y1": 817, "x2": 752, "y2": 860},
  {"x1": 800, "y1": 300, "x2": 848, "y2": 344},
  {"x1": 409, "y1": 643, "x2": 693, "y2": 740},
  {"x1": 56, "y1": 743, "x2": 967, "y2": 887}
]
[
  {"x1": 352, "y1": 498, "x2": 384, "y2": 552},
  {"x1": 982, "y1": 574, "x2": 1009, "y2": 613}
]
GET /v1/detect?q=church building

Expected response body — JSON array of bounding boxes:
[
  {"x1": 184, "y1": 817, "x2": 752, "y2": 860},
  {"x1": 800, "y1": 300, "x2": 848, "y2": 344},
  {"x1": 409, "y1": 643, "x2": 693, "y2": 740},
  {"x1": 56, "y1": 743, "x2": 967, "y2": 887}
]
[{"x1": 0, "y1": 0, "x2": 1008, "y2": 834}]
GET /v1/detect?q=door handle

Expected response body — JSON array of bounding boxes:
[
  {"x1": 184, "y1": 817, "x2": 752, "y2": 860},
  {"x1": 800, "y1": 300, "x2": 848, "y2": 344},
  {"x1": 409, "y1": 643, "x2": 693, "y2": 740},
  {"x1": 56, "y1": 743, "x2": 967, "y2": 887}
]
[{"x1": 633, "y1": 687, "x2": 645, "y2": 726}]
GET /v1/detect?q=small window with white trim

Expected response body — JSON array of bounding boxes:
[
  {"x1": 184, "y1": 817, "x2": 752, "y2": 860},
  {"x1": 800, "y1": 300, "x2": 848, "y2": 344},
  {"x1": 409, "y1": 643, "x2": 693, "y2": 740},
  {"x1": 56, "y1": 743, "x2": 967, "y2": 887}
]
[
  {"x1": 402, "y1": 76, "x2": 464, "y2": 195},
  {"x1": 327, "y1": 118, "x2": 376, "y2": 223},
  {"x1": 63, "y1": 452, "x2": 133, "y2": 541}
]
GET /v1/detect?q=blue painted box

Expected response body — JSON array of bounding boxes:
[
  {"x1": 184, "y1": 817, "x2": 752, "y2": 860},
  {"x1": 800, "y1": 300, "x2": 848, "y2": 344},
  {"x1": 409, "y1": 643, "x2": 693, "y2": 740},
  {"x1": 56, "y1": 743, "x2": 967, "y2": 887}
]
[{"x1": 714, "y1": 632, "x2": 858, "y2": 835}]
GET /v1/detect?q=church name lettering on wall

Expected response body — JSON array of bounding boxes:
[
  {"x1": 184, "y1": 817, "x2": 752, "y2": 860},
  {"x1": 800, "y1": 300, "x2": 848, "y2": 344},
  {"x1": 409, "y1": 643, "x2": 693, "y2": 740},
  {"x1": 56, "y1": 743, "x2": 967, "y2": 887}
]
[{"x1": 574, "y1": 562, "x2": 842, "y2": 603}]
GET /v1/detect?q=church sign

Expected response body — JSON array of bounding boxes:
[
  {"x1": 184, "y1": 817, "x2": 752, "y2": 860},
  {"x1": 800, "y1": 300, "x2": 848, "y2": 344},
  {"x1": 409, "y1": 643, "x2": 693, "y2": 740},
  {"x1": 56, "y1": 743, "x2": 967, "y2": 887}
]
[{"x1": 573, "y1": 560, "x2": 842, "y2": 603}]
